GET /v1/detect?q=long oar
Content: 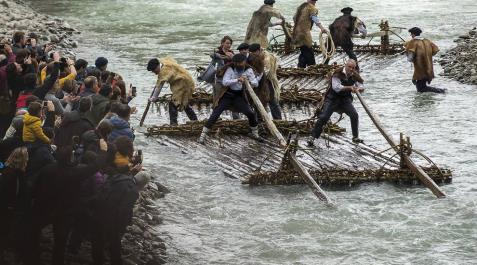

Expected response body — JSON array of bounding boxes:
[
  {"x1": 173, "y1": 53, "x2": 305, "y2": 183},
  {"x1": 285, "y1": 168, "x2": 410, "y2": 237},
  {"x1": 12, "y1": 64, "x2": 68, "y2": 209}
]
[
  {"x1": 244, "y1": 80, "x2": 332, "y2": 204},
  {"x1": 355, "y1": 91, "x2": 446, "y2": 198},
  {"x1": 139, "y1": 83, "x2": 164, "y2": 127}
]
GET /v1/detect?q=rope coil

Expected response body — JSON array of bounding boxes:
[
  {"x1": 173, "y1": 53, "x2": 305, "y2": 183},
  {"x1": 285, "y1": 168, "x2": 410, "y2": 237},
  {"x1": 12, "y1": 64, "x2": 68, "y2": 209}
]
[{"x1": 319, "y1": 31, "x2": 335, "y2": 64}]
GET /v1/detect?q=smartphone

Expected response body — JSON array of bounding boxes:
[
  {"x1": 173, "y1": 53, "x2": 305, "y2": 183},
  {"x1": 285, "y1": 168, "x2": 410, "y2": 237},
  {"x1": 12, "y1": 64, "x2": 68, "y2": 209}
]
[
  {"x1": 72, "y1": 135, "x2": 80, "y2": 146},
  {"x1": 42, "y1": 101, "x2": 48, "y2": 107},
  {"x1": 0, "y1": 44, "x2": 4, "y2": 50},
  {"x1": 131, "y1": 86, "x2": 137, "y2": 97},
  {"x1": 137, "y1": 150, "x2": 143, "y2": 164}
]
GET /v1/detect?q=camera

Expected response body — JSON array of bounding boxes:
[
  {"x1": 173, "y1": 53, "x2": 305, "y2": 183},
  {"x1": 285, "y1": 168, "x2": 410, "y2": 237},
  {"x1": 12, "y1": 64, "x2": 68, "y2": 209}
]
[
  {"x1": 42, "y1": 101, "x2": 48, "y2": 107},
  {"x1": 131, "y1": 86, "x2": 137, "y2": 97}
]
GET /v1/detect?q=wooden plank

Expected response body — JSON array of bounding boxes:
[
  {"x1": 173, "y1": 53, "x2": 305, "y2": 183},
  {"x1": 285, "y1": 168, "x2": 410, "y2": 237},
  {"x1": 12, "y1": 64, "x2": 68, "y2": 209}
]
[{"x1": 355, "y1": 92, "x2": 446, "y2": 198}]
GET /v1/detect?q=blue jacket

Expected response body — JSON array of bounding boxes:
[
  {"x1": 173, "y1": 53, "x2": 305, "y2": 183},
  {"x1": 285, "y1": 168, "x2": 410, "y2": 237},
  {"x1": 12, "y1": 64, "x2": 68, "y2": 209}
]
[{"x1": 108, "y1": 116, "x2": 134, "y2": 143}]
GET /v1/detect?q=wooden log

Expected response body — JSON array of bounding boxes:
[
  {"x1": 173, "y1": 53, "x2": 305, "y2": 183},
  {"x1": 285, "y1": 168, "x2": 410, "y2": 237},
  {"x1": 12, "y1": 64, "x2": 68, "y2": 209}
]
[
  {"x1": 355, "y1": 92, "x2": 446, "y2": 198},
  {"x1": 243, "y1": 167, "x2": 452, "y2": 186},
  {"x1": 140, "y1": 83, "x2": 164, "y2": 127},
  {"x1": 244, "y1": 80, "x2": 332, "y2": 204}
]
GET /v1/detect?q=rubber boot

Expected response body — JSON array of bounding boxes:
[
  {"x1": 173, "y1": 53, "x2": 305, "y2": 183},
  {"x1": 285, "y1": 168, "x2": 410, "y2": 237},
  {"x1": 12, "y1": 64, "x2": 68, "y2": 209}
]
[
  {"x1": 198, "y1": 127, "x2": 209, "y2": 144},
  {"x1": 250, "y1": 126, "x2": 263, "y2": 142}
]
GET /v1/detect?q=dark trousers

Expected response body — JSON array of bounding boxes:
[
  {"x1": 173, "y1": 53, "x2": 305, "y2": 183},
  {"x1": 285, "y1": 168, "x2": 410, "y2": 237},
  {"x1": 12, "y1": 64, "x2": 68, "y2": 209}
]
[
  {"x1": 298, "y1": 46, "x2": 316, "y2": 68},
  {"x1": 415, "y1": 79, "x2": 445, "y2": 93},
  {"x1": 27, "y1": 214, "x2": 69, "y2": 265},
  {"x1": 268, "y1": 82, "x2": 282, "y2": 120},
  {"x1": 92, "y1": 225, "x2": 123, "y2": 265},
  {"x1": 324, "y1": 42, "x2": 358, "y2": 67},
  {"x1": 312, "y1": 97, "x2": 359, "y2": 138},
  {"x1": 205, "y1": 90, "x2": 258, "y2": 129},
  {"x1": 169, "y1": 102, "x2": 198, "y2": 125}
]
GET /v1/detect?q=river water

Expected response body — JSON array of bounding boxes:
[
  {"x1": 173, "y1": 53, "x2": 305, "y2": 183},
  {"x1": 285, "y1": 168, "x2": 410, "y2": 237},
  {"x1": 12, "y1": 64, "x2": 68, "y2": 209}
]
[{"x1": 29, "y1": 0, "x2": 477, "y2": 264}]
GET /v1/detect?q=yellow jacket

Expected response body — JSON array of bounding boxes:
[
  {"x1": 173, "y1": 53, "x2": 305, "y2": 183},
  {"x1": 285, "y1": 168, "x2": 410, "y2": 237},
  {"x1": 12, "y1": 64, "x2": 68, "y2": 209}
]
[
  {"x1": 40, "y1": 67, "x2": 77, "y2": 88},
  {"x1": 23, "y1": 113, "x2": 50, "y2": 144}
]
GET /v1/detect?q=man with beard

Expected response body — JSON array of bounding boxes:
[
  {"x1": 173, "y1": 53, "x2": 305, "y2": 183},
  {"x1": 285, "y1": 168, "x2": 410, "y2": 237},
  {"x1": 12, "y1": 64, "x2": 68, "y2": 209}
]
[{"x1": 308, "y1": 59, "x2": 364, "y2": 146}]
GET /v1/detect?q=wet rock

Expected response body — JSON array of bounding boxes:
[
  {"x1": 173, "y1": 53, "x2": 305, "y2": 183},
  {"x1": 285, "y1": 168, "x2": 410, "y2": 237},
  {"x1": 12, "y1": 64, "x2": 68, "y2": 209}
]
[
  {"x1": 0, "y1": 0, "x2": 79, "y2": 56},
  {"x1": 440, "y1": 27, "x2": 477, "y2": 85}
]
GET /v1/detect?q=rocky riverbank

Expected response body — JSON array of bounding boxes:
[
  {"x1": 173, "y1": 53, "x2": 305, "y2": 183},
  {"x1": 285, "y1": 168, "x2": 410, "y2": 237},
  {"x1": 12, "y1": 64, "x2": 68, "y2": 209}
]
[
  {"x1": 439, "y1": 27, "x2": 477, "y2": 85},
  {"x1": 0, "y1": 0, "x2": 78, "y2": 56}
]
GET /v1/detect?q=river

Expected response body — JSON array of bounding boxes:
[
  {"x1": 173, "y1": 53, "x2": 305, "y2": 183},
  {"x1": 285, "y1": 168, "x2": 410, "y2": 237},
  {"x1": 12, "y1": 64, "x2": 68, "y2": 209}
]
[{"x1": 29, "y1": 0, "x2": 477, "y2": 264}]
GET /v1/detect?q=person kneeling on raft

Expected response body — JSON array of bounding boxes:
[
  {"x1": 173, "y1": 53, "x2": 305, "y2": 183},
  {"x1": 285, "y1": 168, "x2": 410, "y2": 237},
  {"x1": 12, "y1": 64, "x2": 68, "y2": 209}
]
[
  {"x1": 308, "y1": 59, "x2": 364, "y2": 146},
  {"x1": 198, "y1": 54, "x2": 261, "y2": 144}
]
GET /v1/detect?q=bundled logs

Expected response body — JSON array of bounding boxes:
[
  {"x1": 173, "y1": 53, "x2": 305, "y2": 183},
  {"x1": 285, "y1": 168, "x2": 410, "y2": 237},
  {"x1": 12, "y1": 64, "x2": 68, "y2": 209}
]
[
  {"x1": 145, "y1": 119, "x2": 345, "y2": 137},
  {"x1": 243, "y1": 167, "x2": 452, "y2": 186},
  {"x1": 150, "y1": 88, "x2": 325, "y2": 107},
  {"x1": 276, "y1": 64, "x2": 340, "y2": 78},
  {"x1": 269, "y1": 43, "x2": 405, "y2": 55}
]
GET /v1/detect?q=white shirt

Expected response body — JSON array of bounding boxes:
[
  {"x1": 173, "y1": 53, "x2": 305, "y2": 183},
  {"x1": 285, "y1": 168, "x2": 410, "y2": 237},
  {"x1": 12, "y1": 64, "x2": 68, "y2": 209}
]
[
  {"x1": 222, "y1": 67, "x2": 259, "y2": 91},
  {"x1": 331, "y1": 68, "x2": 363, "y2": 93}
]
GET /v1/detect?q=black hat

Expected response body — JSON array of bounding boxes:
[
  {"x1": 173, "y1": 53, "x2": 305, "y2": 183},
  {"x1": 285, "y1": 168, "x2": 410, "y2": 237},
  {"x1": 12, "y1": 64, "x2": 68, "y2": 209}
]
[
  {"x1": 95, "y1": 57, "x2": 109, "y2": 68},
  {"x1": 264, "y1": 0, "x2": 275, "y2": 5},
  {"x1": 408, "y1": 27, "x2": 422, "y2": 36},
  {"x1": 237, "y1": 43, "x2": 249, "y2": 51},
  {"x1": 147, "y1": 58, "x2": 160, "y2": 71},
  {"x1": 232, "y1": 54, "x2": 247, "y2": 63},
  {"x1": 341, "y1": 7, "x2": 353, "y2": 15},
  {"x1": 249, "y1": 43, "x2": 261, "y2": 53}
]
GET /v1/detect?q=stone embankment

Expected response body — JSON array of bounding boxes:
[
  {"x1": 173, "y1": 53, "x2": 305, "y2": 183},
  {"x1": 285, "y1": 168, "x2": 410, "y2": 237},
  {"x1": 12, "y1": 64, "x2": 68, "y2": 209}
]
[{"x1": 440, "y1": 27, "x2": 477, "y2": 85}]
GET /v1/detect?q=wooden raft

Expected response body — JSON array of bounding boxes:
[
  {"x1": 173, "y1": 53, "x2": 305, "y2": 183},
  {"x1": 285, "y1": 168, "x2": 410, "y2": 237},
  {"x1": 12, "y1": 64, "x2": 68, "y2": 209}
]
[{"x1": 140, "y1": 46, "x2": 452, "y2": 189}]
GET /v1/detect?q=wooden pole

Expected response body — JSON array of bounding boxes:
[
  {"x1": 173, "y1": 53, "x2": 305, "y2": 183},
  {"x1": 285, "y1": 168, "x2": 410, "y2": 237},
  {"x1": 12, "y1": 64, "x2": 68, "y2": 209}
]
[
  {"x1": 355, "y1": 92, "x2": 446, "y2": 198},
  {"x1": 139, "y1": 84, "x2": 164, "y2": 127},
  {"x1": 244, "y1": 80, "x2": 332, "y2": 204}
]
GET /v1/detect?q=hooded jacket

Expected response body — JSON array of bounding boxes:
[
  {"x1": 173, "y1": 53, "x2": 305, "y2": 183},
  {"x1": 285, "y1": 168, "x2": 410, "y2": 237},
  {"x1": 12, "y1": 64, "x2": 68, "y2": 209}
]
[
  {"x1": 108, "y1": 116, "x2": 134, "y2": 143},
  {"x1": 55, "y1": 110, "x2": 94, "y2": 147},
  {"x1": 85, "y1": 94, "x2": 110, "y2": 126},
  {"x1": 22, "y1": 113, "x2": 50, "y2": 144}
]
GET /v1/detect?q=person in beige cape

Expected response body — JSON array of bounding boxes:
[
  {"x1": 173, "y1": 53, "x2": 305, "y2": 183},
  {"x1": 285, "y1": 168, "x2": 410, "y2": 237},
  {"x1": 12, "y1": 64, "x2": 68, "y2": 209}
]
[
  {"x1": 405, "y1": 27, "x2": 445, "y2": 93},
  {"x1": 292, "y1": 0, "x2": 328, "y2": 68},
  {"x1": 244, "y1": 0, "x2": 285, "y2": 49},
  {"x1": 147, "y1": 57, "x2": 198, "y2": 125}
]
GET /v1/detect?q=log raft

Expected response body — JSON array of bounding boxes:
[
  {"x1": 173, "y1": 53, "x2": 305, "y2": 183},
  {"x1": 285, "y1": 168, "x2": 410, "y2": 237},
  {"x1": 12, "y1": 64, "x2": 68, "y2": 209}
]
[{"x1": 139, "y1": 38, "x2": 452, "y2": 192}]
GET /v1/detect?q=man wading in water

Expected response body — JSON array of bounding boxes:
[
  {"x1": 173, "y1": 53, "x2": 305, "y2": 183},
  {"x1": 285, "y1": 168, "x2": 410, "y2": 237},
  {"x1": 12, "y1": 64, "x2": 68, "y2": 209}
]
[
  {"x1": 244, "y1": 0, "x2": 285, "y2": 49},
  {"x1": 293, "y1": 0, "x2": 328, "y2": 68},
  {"x1": 405, "y1": 27, "x2": 446, "y2": 93},
  {"x1": 147, "y1": 57, "x2": 198, "y2": 125},
  {"x1": 198, "y1": 54, "x2": 260, "y2": 144},
  {"x1": 308, "y1": 59, "x2": 364, "y2": 146}
]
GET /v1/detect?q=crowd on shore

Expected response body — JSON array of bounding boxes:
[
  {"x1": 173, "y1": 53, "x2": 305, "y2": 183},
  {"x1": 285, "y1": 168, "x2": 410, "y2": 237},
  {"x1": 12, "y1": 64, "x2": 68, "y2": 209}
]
[{"x1": 0, "y1": 24, "x2": 168, "y2": 265}]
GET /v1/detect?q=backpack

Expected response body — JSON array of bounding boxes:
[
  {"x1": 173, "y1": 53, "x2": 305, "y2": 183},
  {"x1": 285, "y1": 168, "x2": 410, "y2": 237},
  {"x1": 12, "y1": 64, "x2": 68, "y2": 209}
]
[{"x1": 93, "y1": 174, "x2": 139, "y2": 230}]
